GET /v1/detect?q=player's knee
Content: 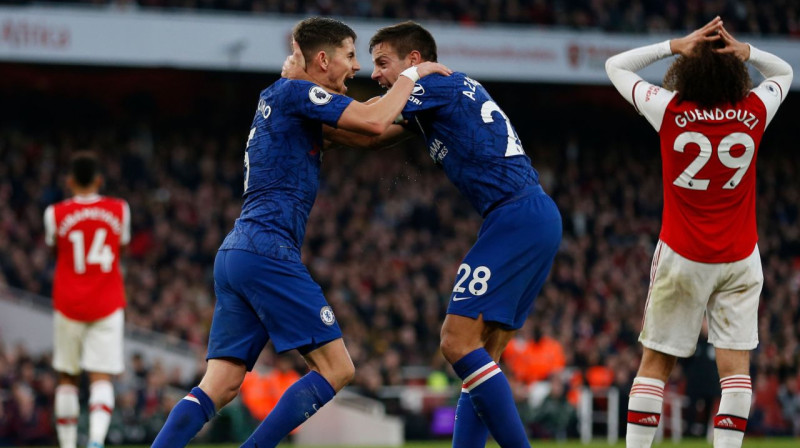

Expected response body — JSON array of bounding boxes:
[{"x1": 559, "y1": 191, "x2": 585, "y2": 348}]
[
  {"x1": 198, "y1": 377, "x2": 245, "y2": 410},
  {"x1": 439, "y1": 335, "x2": 469, "y2": 364},
  {"x1": 318, "y1": 359, "x2": 354, "y2": 392},
  {"x1": 341, "y1": 359, "x2": 355, "y2": 386},
  {"x1": 335, "y1": 358, "x2": 355, "y2": 390}
]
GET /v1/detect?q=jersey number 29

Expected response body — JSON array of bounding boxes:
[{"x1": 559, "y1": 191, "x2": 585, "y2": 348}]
[{"x1": 673, "y1": 131, "x2": 755, "y2": 190}]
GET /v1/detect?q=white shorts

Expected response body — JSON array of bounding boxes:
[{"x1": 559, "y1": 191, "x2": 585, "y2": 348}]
[
  {"x1": 53, "y1": 308, "x2": 125, "y2": 375},
  {"x1": 639, "y1": 241, "x2": 762, "y2": 357}
]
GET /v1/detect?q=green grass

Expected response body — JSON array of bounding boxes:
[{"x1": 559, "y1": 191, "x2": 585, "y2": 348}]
[{"x1": 81, "y1": 438, "x2": 797, "y2": 448}]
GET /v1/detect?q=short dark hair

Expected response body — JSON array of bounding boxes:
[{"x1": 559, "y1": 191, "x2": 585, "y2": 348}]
[
  {"x1": 369, "y1": 21, "x2": 438, "y2": 62},
  {"x1": 70, "y1": 152, "x2": 99, "y2": 187},
  {"x1": 292, "y1": 17, "x2": 357, "y2": 65},
  {"x1": 663, "y1": 39, "x2": 752, "y2": 109}
]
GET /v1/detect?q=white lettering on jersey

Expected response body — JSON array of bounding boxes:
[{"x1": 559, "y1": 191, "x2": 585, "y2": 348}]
[
  {"x1": 57, "y1": 208, "x2": 122, "y2": 237},
  {"x1": 462, "y1": 77, "x2": 479, "y2": 101},
  {"x1": 428, "y1": 138, "x2": 449, "y2": 162},
  {"x1": 407, "y1": 82, "x2": 425, "y2": 106},
  {"x1": 257, "y1": 99, "x2": 272, "y2": 119},
  {"x1": 674, "y1": 108, "x2": 759, "y2": 130},
  {"x1": 408, "y1": 95, "x2": 423, "y2": 106}
]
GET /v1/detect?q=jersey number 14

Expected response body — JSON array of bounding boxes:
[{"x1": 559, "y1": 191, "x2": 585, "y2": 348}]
[{"x1": 67, "y1": 229, "x2": 114, "y2": 274}]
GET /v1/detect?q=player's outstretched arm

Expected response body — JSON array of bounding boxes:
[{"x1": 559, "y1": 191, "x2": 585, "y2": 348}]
[{"x1": 336, "y1": 62, "x2": 451, "y2": 136}]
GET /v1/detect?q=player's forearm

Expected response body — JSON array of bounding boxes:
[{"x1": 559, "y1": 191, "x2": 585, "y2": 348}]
[
  {"x1": 748, "y1": 45, "x2": 793, "y2": 96},
  {"x1": 325, "y1": 124, "x2": 411, "y2": 150},
  {"x1": 606, "y1": 41, "x2": 672, "y2": 104},
  {"x1": 337, "y1": 76, "x2": 416, "y2": 136},
  {"x1": 325, "y1": 127, "x2": 381, "y2": 149},
  {"x1": 606, "y1": 40, "x2": 672, "y2": 76}
]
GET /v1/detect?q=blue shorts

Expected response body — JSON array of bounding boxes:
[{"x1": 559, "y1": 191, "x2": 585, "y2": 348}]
[
  {"x1": 207, "y1": 249, "x2": 342, "y2": 370},
  {"x1": 446, "y1": 187, "x2": 562, "y2": 329}
]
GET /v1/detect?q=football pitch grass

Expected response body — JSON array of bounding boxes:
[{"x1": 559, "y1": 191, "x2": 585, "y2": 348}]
[{"x1": 97, "y1": 438, "x2": 798, "y2": 448}]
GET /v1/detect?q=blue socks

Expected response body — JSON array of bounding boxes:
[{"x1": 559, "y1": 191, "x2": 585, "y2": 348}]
[
  {"x1": 151, "y1": 386, "x2": 216, "y2": 448},
  {"x1": 452, "y1": 348, "x2": 530, "y2": 448},
  {"x1": 241, "y1": 370, "x2": 335, "y2": 448},
  {"x1": 453, "y1": 389, "x2": 489, "y2": 448}
]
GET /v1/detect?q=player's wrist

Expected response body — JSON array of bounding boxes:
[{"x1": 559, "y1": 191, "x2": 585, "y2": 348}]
[{"x1": 399, "y1": 66, "x2": 420, "y2": 83}]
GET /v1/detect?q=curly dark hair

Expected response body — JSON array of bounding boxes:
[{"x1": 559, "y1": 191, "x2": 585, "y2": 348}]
[{"x1": 663, "y1": 40, "x2": 752, "y2": 109}]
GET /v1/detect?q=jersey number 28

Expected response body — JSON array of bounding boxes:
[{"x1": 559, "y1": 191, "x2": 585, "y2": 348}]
[{"x1": 481, "y1": 101, "x2": 524, "y2": 157}]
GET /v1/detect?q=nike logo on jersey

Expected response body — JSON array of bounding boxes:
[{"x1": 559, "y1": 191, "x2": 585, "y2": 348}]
[{"x1": 452, "y1": 296, "x2": 472, "y2": 301}]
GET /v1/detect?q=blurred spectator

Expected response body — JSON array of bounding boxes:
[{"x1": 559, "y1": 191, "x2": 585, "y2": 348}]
[
  {"x1": 7, "y1": 382, "x2": 52, "y2": 445},
  {"x1": 240, "y1": 352, "x2": 300, "y2": 422},
  {"x1": 681, "y1": 324, "x2": 721, "y2": 437},
  {"x1": 503, "y1": 322, "x2": 566, "y2": 385},
  {"x1": 777, "y1": 375, "x2": 800, "y2": 436},
  {"x1": 10, "y1": 0, "x2": 800, "y2": 36},
  {"x1": 526, "y1": 374, "x2": 577, "y2": 440}
]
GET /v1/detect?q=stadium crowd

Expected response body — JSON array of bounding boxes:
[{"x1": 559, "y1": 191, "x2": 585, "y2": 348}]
[
  {"x1": 5, "y1": 0, "x2": 800, "y2": 36},
  {"x1": 1, "y1": 89, "x2": 800, "y2": 441}
]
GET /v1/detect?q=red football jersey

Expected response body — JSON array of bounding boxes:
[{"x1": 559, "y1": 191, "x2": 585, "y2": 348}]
[
  {"x1": 634, "y1": 80, "x2": 784, "y2": 262},
  {"x1": 44, "y1": 194, "x2": 130, "y2": 321}
]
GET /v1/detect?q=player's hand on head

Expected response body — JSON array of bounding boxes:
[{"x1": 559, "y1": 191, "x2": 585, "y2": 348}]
[
  {"x1": 415, "y1": 61, "x2": 453, "y2": 79},
  {"x1": 281, "y1": 40, "x2": 308, "y2": 79},
  {"x1": 714, "y1": 25, "x2": 750, "y2": 61},
  {"x1": 670, "y1": 16, "x2": 722, "y2": 57}
]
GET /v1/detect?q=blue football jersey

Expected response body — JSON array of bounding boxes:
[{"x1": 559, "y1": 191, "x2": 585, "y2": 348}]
[
  {"x1": 220, "y1": 79, "x2": 353, "y2": 261},
  {"x1": 401, "y1": 72, "x2": 539, "y2": 215}
]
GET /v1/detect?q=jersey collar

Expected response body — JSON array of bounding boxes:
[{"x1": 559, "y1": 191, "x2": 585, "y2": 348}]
[{"x1": 72, "y1": 193, "x2": 101, "y2": 203}]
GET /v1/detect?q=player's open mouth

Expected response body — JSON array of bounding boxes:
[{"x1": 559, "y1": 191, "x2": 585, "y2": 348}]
[{"x1": 342, "y1": 75, "x2": 355, "y2": 92}]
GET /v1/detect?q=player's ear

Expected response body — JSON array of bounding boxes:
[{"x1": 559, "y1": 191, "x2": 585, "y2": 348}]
[
  {"x1": 94, "y1": 174, "x2": 104, "y2": 191},
  {"x1": 407, "y1": 50, "x2": 423, "y2": 66},
  {"x1": 315, "y1": 50, "x2": 329, "y2": 71},
  {"x1": 66, "y1": 175, "x2": 75, "y2": 192}
]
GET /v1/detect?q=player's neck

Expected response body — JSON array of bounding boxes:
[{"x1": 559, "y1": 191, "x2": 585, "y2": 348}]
[
  {"x1": 306, "y1": 67, "x2": 337, "y2": 93},
  {"x1": 71, "y1": 189, "x2": 100, "y2": 199}
]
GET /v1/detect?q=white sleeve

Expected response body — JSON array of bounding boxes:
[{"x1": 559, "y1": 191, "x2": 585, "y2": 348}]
[
  {"x1": 44, "y1": 205, "x2": 56, "y2": 247},
  {"x1": 605, "y1": 40, "x2": 677, "y2": 131},
  {"x1": 120, "y1": 201, "x2": 131, "y2": 245},
  {"x1": 748, "y1": 44, "x2": 793, "y2": 127}
]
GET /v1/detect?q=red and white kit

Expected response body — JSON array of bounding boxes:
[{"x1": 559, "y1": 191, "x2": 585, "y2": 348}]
[
  {"x1": 44, "y1": 194, "x2": 130, "y2": 374},
  {"x1": 607, "y1": 41, "x2": 792, "y2": 356}
]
